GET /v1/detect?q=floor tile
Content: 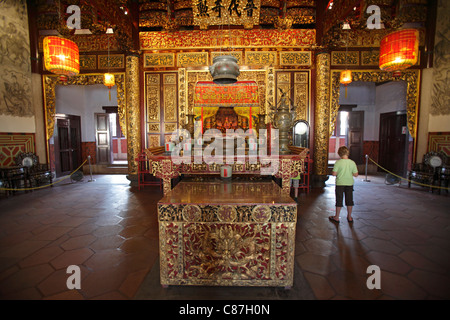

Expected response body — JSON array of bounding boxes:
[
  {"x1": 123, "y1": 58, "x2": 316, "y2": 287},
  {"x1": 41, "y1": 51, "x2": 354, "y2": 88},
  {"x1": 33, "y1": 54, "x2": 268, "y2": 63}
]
[{"x1": 0, "y1": 174, "x2": 449, "y2": 300}]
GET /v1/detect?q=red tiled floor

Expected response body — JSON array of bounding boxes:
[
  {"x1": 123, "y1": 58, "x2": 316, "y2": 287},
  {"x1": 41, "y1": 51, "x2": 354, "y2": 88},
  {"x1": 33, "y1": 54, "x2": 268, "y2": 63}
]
[{"x1": 0, "y1": 173, "x2": 449, "y2": 300}]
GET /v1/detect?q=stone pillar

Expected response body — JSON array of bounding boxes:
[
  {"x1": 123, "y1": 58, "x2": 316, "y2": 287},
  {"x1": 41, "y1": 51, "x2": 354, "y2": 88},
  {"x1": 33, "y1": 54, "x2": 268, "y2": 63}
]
[
  {"x1": 313, "y1": 52, "x2": 331, "y2": 187},
  {"x1": 125, "y1": 53, "x2": 141, "y2": 182}
]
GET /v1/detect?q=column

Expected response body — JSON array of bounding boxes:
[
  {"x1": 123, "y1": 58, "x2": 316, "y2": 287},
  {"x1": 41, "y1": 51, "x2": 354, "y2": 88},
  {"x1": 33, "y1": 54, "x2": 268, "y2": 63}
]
[
  {"x1": 313, "y1": 52, "x2": 331, "y2": 187},
  {"x1": 125, "y1": 52, "x2": 141, "y2": 181}
]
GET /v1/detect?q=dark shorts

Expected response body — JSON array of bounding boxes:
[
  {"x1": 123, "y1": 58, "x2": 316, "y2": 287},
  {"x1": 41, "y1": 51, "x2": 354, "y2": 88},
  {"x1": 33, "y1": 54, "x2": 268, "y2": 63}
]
[{"x1": 335, "y1": 185, "x2": 354, "y2": 207}]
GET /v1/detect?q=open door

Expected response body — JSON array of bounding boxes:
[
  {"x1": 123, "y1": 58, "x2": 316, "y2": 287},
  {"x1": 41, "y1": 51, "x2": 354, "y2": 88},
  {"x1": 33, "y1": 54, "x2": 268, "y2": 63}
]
[{"x1": 95, "y1": 113, "x2": 111, "y2": 164}]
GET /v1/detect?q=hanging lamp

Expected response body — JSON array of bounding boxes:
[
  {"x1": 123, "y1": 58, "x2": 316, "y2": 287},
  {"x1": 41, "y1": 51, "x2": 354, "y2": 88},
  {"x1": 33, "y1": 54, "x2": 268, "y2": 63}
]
[
  {"x1": 103, "y1": 28, "x2": 115, "y2": 100},
  {"x1": 339, "y1": 22, "x2": 352, "y2": 98},
  {"x1": 379, "y1": 29, "x2": 419, "y2": 77},
  {"x1": 43, "y1": 36, "x2": 79, "y2": 82},
  {"x1": 104, "y1": 73, "x2": 115, "y2": 100},
  {"x1": 209, "y1": 14, "x2": 239, "y2": 84},
  {"x1": 209, "y1": 55, "x2": 240, "y2": 84}
]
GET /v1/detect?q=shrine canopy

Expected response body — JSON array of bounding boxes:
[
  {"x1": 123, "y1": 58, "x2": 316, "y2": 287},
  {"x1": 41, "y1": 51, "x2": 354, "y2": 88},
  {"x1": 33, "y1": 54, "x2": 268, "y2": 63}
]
[{"x1": 194, "y1": 81, "x2": 260, "y2": 132}]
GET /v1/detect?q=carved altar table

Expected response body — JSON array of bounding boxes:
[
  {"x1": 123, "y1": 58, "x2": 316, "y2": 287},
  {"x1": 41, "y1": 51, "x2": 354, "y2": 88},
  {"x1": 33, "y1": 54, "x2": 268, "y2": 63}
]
[
  {"x1": 144, "y1": 147, "x2": 309, "y2": 195},
  {"x1": 158, "y1": 180, "x2": 297, "y2": 287}
]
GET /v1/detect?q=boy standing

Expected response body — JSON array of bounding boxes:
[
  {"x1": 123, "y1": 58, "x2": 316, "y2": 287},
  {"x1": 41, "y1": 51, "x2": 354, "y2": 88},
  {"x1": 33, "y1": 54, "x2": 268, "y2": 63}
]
[{"x1": 329, "y1": 146, "x2": 359, "y2": 223}]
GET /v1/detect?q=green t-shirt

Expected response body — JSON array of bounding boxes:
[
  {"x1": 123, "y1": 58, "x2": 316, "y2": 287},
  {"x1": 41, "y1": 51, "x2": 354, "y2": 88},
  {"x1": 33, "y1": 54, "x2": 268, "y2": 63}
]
[{"x1": 332, "y1": 159, "x2": 358, "y2": 186}]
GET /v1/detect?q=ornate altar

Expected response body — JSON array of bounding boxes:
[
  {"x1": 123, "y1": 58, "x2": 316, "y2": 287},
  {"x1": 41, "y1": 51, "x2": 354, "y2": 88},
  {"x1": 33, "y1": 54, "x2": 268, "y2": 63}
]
[
  {"x1": 146, "y1": 150, "x2": 308, "y2": 195},
  {"x1": 143, "y1": 146, "x2": 308, "y2": 288},
  {"x1": 158, "y1": 180, "x2": 297, "y2": 287},
  {"x1": 144, "y1": 75, "x2": 307, "y2": 287},
  {"x1": 193, "y1": 81, "x2": 260, "y2": 135}
]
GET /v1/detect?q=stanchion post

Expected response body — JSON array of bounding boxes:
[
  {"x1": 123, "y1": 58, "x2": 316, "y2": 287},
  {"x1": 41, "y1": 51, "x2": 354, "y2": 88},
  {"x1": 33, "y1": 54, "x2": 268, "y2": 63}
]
[
  {"x1": 88, "y1": 155, "x2": 95, "y2": 182},
  {"x1": 363, "y1": 154, "x2": 371, "y2": 182}
]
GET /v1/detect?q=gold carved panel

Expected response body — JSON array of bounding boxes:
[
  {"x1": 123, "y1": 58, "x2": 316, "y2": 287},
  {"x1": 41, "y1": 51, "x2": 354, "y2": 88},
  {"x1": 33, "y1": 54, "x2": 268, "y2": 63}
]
[
  {"x1": 279, "y1": 51, "x2": 311, "y2": 66},
  {"x1": 276, "y1": 71, "x2": 310, "y2": 122},
  {"x1": 144, "y1": 53, "x2": 175, "y2": 68},
  {"x1": 266, "y1": 67, "x2": 275, "y2": 120},
  {"x1": 98, "y1": 54, "x2": 124, "y2": 69},
  {"x1": 178, "y1": 68, "x2": 187, "y2": 126},
  {"x1": 164, "y1": 73, "x2": 177, "y2": 122},
  {"x1": 146, "y1": 86, "x2": 160, "y2": 122},
  {"x1": 331, "y1": 51, "x2": 359, "y2": 66},
  {"x1": 140, "y1": 29, "x2": 316, "y2": 50},
  {"x1": 245, "y1": 51, "x2": 277, "y2": 66},
  {"x1": 177, "y1": 52, "x2": 209, "y2": 67},
  {"x1": 211, "y1": 51, "x2": 243, "y2": 65},
  {"x1": 191, "y1": 0, "x2": 261, "y2": 29},
  {"x1": 361, "y1": 50, "x2": 380, "y2": 66},
  {"x1": 165, "y1": 123, "x2": 177, "y2": 134},
  {"x1": 146, "y1": 74, "x2": 160, "y2": 122},
  {"x1": 164, "y1": 85, "x2": 177, "y2": 122},
  {"x1": 148, "y1": 134, "x2": 160, "y2": 148},
  {"x1": 164, "y1": 73, "x2": 177, "y2": 85},
  {"x1": 294, "y1": 71, "x2": 309, "y2": 121},
  {"x1": 148, "y1": 123, "x2": 160, "y2": 133},
  {"x1": 79, "y1": 55, "x2": 96, "y2": 70},
  {"x1": 277, "y1": 72, "x2": 290, "y2": 84}
]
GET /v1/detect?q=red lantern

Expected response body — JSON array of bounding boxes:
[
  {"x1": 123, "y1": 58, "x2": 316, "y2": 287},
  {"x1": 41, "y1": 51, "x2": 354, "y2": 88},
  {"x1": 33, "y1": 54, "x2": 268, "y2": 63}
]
[
  {"x1": 43, "y1": 36, "x2": 80, "y2": 80},
  {"x1": 379, "y1": 29, "x2": 419, "y2": 77}
]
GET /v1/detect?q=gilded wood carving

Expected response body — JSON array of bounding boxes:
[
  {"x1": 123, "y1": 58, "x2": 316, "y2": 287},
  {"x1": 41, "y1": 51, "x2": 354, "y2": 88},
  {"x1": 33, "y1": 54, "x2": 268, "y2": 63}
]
[
  {"x1": 43, "y1": 73, "x2": 126, "y2": 141},
  {"x1": 313, "y1": 53, "x2": 331, "y2": 177},
  {"x1": 329, "y1": 70, "x2": 421, "y2": 139},
  {"x1": 158, "y1": 181, "x2": 297, "y2": 287}
]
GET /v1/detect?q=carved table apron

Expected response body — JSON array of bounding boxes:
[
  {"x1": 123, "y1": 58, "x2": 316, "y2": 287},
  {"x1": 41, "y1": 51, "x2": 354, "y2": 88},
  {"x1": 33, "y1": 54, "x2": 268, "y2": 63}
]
[
  {"x1": 158, "y1": 180, "x2": 297, "y2": 287},
  {"x1": 148, "y1": 153, "x2": 306, "y2": 195}
]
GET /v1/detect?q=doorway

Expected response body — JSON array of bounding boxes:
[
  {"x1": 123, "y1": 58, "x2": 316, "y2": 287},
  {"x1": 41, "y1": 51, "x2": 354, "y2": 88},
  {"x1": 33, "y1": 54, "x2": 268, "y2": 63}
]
[
  {"x1": 329, "y1": 108, "x2": 364, "y2": 164},
  {"x1": 54, "y1": 114, "x2": 82, "y2": 177},
  {"x1": 95, "y1": 107, "x2": 127, "y2": 165},
  {"x1": 378, "y1": 112, "x2": 409, "y2": 177},
  {"x1": 109, "y1": 112, "x2": 127, "y2": 163}
]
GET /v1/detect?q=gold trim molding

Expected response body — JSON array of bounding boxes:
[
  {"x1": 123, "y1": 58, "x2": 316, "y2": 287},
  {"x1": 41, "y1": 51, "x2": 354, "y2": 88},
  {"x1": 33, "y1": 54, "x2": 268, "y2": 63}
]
[
  {"x1": 43, "y1": 73, "x2": 126, "y2": 141},
  {"x1": 313, "y1": 53, "x2": 331, "y2": 177},
  {"x1": 329, "y1": 70, "x2": 421, "y2": 139}
]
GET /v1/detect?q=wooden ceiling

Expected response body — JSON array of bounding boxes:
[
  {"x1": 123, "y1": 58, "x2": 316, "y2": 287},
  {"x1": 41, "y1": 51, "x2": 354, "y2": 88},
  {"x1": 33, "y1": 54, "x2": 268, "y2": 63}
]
[{"x1": 31, "y1": 0, "x2": 431, "y2": 51}]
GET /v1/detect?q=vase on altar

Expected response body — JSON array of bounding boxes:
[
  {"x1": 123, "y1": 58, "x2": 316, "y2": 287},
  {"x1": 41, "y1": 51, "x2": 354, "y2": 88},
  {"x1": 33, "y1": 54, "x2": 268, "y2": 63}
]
[
  {"x1": 184, "y1": 114, "x2": 195, "y2": 139},
  {"x1": 257, "y1": 114, "x2": 266, "y2": 131},
  {"x1": 272, "y1": 90, "x2": 296, "y2": 155}
]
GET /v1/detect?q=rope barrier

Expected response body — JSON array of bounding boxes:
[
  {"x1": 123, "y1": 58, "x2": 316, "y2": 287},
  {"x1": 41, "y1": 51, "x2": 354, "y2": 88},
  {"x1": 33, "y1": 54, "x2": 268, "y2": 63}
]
[
  {"x1": 367, "y1": 156, "x2": 449, "y2": 190},
  {"x1": 0, "y1": 159, "x2": 87, "y2": 192}
]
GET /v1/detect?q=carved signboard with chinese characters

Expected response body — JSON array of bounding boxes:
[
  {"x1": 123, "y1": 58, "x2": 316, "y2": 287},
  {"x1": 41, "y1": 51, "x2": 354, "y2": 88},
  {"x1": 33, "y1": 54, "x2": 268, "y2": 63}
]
[{"x1": 192, "y1": 0, "x2": 261, "y2": 29}]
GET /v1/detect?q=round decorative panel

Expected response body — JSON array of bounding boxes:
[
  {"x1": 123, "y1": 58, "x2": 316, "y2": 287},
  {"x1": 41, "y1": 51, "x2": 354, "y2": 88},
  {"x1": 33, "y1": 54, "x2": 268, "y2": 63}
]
[
  {"x1": 182, "y1": 205, "x2": 202, "y2": 222},
  {"x1": 252, "y1": 205, "x2": 272, "y2": 223},
  {"x1": 216, "y1": 205, "x2": 237, "y2": 222}
]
